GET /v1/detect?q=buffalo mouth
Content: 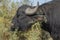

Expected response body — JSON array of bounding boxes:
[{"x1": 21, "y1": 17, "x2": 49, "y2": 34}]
[{"x1": 33, "y1": 15, "x2": 44, "y2": 21}]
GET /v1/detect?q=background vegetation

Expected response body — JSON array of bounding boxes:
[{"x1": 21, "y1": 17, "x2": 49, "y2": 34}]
[{"x1": 0, "y1": 0, "x2": 53, "y2": 40}]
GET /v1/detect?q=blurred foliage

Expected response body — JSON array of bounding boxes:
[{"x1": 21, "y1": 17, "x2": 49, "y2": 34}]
[
  {"x1": 21, "y1": 0, "x2": 31, "y2": 5},
  {"x1": 0, "y1": 0, "x2": 53, "y2": 40}
]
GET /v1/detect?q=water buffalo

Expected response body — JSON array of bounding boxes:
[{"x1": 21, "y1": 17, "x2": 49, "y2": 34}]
[
  {"x1": 40, "y1": 0, "x2": 60, "y2": 40},
  {"x1": 11, "y1": 2, "x2": 45, "y2": 31}
]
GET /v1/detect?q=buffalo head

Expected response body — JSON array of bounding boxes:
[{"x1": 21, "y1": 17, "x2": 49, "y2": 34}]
[{"x1": 11, "y1": 2, "x2": 45, "y2": 31}]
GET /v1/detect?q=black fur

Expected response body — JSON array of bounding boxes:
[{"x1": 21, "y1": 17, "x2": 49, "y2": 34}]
[{"x1": 40, "y1": 1, "x2": 60, "y2": 40}]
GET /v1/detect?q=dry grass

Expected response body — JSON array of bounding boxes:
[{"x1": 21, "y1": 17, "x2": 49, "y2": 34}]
[{"x1": 0, "y1": 20, "x2": 53, "y2": 40}]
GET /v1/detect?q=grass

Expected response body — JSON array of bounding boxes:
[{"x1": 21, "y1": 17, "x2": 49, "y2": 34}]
[{"x1": 0, "y1": 19, "x2": 53, "y2": 40}]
